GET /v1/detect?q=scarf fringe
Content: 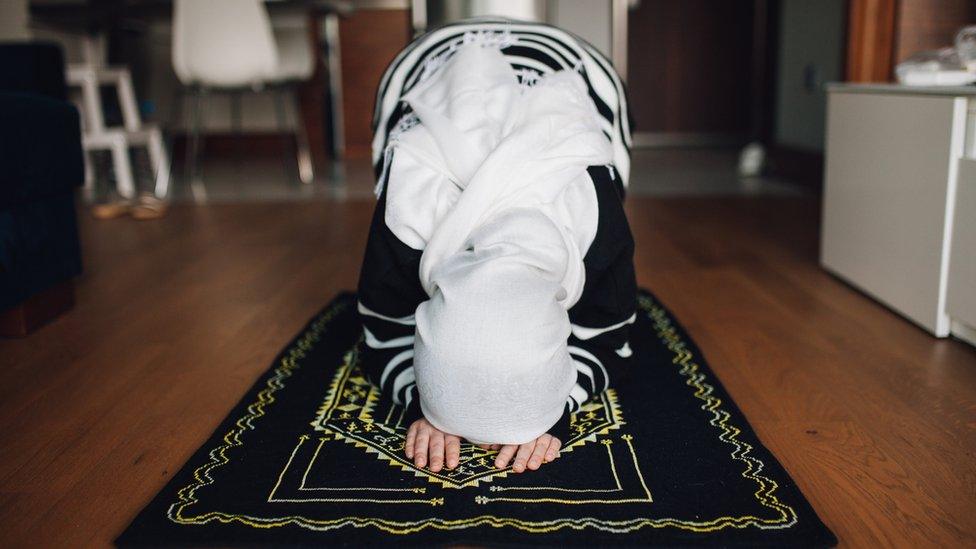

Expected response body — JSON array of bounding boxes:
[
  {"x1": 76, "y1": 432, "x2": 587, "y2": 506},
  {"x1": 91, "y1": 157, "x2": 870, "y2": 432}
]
[
  {"x1": 378, "y1": 30, "x2": 517, "y2": 196},
  {"x1": 375, "y1": 112, "x2": 421, "y2": 196},
  {"x1": 377, "y1": 33, "x2": 588, "y2": 197},
  {"x1": 416, "y1": 30, "x2": 515, "y2": 87}
]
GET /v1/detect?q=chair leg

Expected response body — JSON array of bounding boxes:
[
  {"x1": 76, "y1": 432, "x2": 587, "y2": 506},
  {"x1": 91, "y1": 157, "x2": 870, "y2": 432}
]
[
  {"x1": 82, "y1": 149, "x2": 96, "y2": 202},
  {"x1": 272, "y1": 88, "x2": 298, "y2": 183},
  {"x1": 323, "y1": 12, "x2": 345, "y2": 161},
  {"x1": 78, "y1": 71, "x2": 106, "y2": 135},
  {"x1": 230, "y1": 90, "x2": 244, "y2": 167},
  {"x1": 166, "y1": 86, "x2": 184, "y2": 198},
  {"x1": 147, "y1": 128, "x2": 171, "y2": 199},
  {"x1": 185, "y1": 87, "x2": 205, "y2": 187},
  {"x1": 109, "y1": 134, "x2": 136, "y2": 199},
  {"x1": 115, "y1": 69, "x2": 142, "y2": 132},
  {"x1": 293, "y1": 87, "x2": 314, "y2": 185}
]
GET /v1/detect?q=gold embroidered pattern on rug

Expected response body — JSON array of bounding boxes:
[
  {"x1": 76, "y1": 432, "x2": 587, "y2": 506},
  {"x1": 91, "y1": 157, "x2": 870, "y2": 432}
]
[{"x1": 308, "y1": 348, "x2": 625, "y2": 489}]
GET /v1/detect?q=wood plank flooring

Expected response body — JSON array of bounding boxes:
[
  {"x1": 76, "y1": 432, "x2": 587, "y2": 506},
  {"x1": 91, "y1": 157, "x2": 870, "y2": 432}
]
[{"x1": 0, "y1": 197, "x2": 973, "y2": 547}]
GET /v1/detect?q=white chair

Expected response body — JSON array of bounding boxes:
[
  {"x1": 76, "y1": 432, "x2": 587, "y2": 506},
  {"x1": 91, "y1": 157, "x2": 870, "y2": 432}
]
[
  {"x1": 172, "y1": 0, "x2": 315, "y2": 188},
  {"x1": 67, "y1": 59, "x2": 171, "y2": 200}
]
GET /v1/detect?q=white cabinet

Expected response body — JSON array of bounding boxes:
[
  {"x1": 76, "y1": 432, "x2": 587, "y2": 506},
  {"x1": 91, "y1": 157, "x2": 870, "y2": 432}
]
[
  {"x1": 947, "y1": 159, "x2": 976, "y2": 345},
  {"x1": 822, "y1": 84, "x2": 975, "y2": 341}
]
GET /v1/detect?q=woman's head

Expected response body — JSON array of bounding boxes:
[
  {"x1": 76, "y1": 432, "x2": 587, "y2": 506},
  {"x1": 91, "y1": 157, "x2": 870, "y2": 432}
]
[{"x1": 412, "y1": 209, "x2": 578, "y2": 445}]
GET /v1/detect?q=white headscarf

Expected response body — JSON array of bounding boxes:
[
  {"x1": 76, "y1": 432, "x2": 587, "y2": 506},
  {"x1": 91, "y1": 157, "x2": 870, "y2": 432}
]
[{"x1": 396, "y1": 44, "x2": 612, "y2": 444}]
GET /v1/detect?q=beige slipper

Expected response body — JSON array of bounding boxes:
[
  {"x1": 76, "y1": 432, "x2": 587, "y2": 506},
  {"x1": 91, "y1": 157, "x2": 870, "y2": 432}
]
[
  {"x1": 130, "y1": 194, "x2": 168, "y2": 220},
  {"x1": 91, "y1": 200, "x2": 131, "y2": 220}
]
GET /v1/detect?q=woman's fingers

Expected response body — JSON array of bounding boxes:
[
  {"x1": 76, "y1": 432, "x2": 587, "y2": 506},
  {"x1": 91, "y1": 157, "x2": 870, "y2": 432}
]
[
  {"x1": 495, "y1": 445, "x2": 518, "y2": 469},
  {"x1": 413, "y1": 426, "x2": 430, "y2": 468},
  {"x1": 545, "y1": 436, "x2": 561, "y2": 462},
  {"x1": 512, "y1": 441, "x2": 536, "y2": 473},
  {"x1": 415, "y1": 433, "x2": 559, "y2": 472},
  {"x1": 445, "y1": 435, "x2": 461, "y2": 469},
  {"x1": 405, "y1": 422, "x2": 417, "y2": 459},
  {"x1": 527, "y1": 435, "x2": 551, "y2": 470},
  {"x1": 429, "y1": 431, "x2": 446, "y2": 472}
]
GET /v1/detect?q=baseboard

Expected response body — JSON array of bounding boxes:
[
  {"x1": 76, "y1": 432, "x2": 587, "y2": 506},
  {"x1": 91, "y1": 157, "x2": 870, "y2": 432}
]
[
  {"x1": 0, "y1": 280, "x2": 75, "y2": 337},
  {"x1": 632, "y1": 132, "x2": 748, "y2": 148},
  {"x1": 951, "y1": 320, "x2": 976, "y2": 348}
]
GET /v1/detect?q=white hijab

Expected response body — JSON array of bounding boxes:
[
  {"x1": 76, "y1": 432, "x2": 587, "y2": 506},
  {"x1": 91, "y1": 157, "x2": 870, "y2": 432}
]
[{"x1": 394, "y1": 44, "x2": 613, "y2": 444}]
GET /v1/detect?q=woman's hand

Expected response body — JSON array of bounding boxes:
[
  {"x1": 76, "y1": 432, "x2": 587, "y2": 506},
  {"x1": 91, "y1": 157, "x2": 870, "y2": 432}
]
[
  {"x1": 482, "y1": 434, "x2": 562, "y2": 472},
  {"x1": 404, "y1": 418, "x2": 462, "y2": 472}
]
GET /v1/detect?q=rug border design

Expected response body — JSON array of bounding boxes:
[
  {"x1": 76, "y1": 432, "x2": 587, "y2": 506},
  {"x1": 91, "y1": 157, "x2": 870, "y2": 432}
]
[{"x1": 164, "y1": 294, "x2": 800, "y2": 534}]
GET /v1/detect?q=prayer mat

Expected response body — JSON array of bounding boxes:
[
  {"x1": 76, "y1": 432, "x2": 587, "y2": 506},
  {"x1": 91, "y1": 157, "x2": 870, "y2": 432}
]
[{"x1": 118, "y1": 290, "x2": 836, "y2": 547}]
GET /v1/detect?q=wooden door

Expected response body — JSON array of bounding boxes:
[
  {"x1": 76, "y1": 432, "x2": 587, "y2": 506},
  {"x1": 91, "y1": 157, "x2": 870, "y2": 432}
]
[
  {"x1": 626, "y1": 0, "x2": 756, "y2": 140},
  {"x1": 338, "y1": 8, "x2": 412, "y2": 159}
]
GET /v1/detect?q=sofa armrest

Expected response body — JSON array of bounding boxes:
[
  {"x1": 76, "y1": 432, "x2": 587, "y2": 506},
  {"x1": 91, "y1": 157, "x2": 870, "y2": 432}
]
[
  {"x1": 0, "y1": 41, "x2": 67, "y2": 101},
  {"x1": 0, "y1": 92, "x2": 84, "y2": 209}
]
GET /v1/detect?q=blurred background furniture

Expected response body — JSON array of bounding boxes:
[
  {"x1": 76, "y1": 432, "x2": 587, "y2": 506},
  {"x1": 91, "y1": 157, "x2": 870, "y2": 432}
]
[
  {"x1": 172, "y1": 0, "x2": 315, "y2": 188},
  {"x1": 821, "y1": 83, "x2": 976, "y2": 345},
  {"x1": 0, "y1": 41, "x2": 84, "y2": 336},
  {"x1": 67, "y1": 62, "x2": 170, "y2": 199}
]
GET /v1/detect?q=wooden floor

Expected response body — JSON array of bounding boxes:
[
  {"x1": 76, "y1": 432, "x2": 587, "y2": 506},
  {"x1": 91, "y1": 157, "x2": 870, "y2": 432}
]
[{"x1": 1, "y1": 197, "x2": 974, "y2": 547}]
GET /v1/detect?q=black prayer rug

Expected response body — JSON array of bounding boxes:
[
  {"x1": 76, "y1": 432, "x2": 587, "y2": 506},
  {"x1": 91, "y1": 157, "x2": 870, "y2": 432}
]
[{"x1": 118, "y1": 290, "x2": 836, "y2": 547}]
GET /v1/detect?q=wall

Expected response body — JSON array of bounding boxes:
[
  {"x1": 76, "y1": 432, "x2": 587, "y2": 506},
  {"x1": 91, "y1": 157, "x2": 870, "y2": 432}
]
[
  {"x1": 0, "y1": 0, "x2": 30, "y2": 40},
  {"x1": 773, "y1": 0, "x2": 845, "y2": 152},
  {"x1": 895, "y1": 0, "x2": 976, "y2": 63},
  {"x1": 427, "y1": 0, "x2": 547, "y2": 26},
  {"x1": 424, "y1": 0, "x2": 611, "y2": 57},
  {"x1": 547, "y1": 0, "x2": 612, "y2": 58}
]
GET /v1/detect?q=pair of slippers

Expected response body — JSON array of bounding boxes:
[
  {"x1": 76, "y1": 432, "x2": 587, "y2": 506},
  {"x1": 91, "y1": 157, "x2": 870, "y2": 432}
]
[{"x1": 92, "y1": 194, "x2": 168, "y2": 220}]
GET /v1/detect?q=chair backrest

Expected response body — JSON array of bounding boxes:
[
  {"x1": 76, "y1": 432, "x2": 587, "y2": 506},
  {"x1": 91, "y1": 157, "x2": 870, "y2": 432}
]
[
  {"x1": 270, "y1": 13, "x2": 314, "y2": 81},
  {"x1": 172, "y1": 0, "x2": 278, "y2": 88}
]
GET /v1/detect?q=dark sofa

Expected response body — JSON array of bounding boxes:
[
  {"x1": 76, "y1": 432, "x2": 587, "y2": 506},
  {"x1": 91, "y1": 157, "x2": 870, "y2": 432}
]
[{"x1": 0, "y1": 42, "x2": 85, "y2": 335}]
